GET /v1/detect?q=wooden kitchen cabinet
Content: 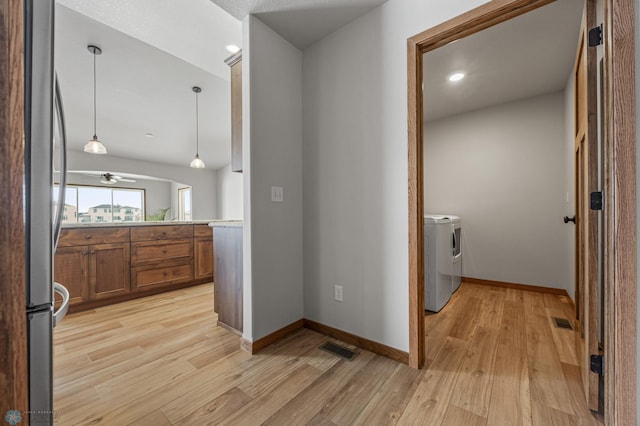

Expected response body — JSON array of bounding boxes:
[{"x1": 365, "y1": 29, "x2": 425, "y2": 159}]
[
  {"x1": 54, "y1": 242, "x2": 131, "y2": 303},
  {"x1": 213, "y1": 224, "x2": 243, "y2": 332},
  {"x1": 54, "y1": 246, "x2": 89, "y2": 306},
  {"x1": 131, "y1": 260, "x2": 193, "y2": 292},
  {"x1": 225, "y1": 52, "x2": 242, "y2": 172},
  {"x1": 89, "y1": 243, "x2": 130, "y2": 300},
  {"x1": 55, "y1": 224, "x2": 214, "y2": 312},
  {"x1": 56, "y1": 227, "x2": 131, "y2": 305},
  {"x1": 131, "y1": 227, "x2": 194, "y2": 292},
  {"x1": 194, "y1": 224, "x2": 214, "y2": 281},
  {"x1": 194, "y1": 238, "x2": 213, "y2": 281}
]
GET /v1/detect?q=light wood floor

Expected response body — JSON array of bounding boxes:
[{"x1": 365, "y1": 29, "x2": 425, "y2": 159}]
[{"x1": 53, "y1": 283, "x2": 603, "y2": 425}]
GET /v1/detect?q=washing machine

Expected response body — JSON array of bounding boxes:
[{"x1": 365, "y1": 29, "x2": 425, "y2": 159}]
[
  {"x1": 424, "y1": 215, "x2": 452, "y2": 312},
  {"x1": 448, "y1": 215, "x2": 462, "y2": 293}
]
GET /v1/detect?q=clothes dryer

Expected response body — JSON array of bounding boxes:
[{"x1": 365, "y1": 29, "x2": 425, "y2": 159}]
[
  {"x1": 424, "y1": 215, "x2": 453, "y2": 312},
  {"x1": 448, "y1": 215, "x2": 462, "y2": 293}
]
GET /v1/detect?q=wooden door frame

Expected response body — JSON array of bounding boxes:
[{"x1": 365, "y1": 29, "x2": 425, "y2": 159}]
[
  {"x1": 0, "y1": 0, "x2": 28, "y2": 415},
  {"x1": 407, "y1": 0, "x2": 636, "y2": 423}
]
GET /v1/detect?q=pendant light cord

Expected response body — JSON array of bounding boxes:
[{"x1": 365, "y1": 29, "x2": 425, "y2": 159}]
[
  {"x1": 93, "y1": 50, "x2": 97, "y2": 138},
  {"x1": 195, "y1": 90, "x2": 200, "y2": 156}
]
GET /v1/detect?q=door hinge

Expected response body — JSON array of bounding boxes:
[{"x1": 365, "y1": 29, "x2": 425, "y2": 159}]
[
  {"x1": 590, "y1": 191, "x2": 603, "y2": 210},
  {"x1": 589, "y1": 24, "x2": 603, "y2": 47},
  {"x1": 590, "y1": 354, "x2": 604, "y2": 375}
]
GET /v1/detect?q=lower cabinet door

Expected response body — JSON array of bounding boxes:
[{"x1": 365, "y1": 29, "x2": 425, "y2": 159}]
[
  {"x1": 194, "y1": 237, "x2": 213, "y2": 280},
  {"x1": 89, "y1": 243, "x2": 131, "y2": 300},
  {"x1": 54, "y1": 246, "x2": 90, "y2": 306}
]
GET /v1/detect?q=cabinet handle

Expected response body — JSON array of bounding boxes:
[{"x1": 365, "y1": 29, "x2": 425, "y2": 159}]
[
  {"x1": 90, "y1": 250, "x2": 96, "y2": 254},
  {"x1": 85, "y1": 235, "x2": 92, "y2": 239},
  {"x1": 162, "y1": 250, "x2": 168, "y2": 254},
  {"x1": 82, "y1": 251, "x2": 88, "y2": 255}
]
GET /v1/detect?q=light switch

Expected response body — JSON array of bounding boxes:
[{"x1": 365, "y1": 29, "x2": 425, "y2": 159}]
[{"x1": 271, "y1": 186, "x2": 284, "y2": 203}]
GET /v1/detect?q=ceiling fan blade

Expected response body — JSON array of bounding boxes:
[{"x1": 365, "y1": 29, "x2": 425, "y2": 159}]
[{"x1": 118, "y1": 178, "x2": 136, "y2": 183}]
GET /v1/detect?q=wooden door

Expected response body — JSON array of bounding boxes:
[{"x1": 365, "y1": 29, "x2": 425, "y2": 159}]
[
  {"x1": 573, "y1": 3, "x2": 599, "y2": 410},
  {"x1": 90, "y1": 243, "x2": 131, "y2": 300},
  {"x1": 54, "y1": 246, "x2": 90, "y2": 306}
]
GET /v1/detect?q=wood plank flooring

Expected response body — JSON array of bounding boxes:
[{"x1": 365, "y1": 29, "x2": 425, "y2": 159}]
[{"x1": 53, "y1": 282, "x2": 603, "y2": 425}]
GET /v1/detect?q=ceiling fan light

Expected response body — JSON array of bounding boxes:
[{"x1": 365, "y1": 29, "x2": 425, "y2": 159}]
[
  {"x1": 190, "y1": 154, "x2": 205, "y2": 169},
  {"x1": 84, "y1": 136, "x2": 107, "y2": 154},
  {"x1": 100, "y1": 178, "x2": 116, "y2": 185}
]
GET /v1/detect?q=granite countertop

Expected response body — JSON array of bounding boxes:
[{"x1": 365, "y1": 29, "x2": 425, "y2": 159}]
[
  {"x1": 208, "y1": 221, "x2": 243, "y2": 227},
  {"x1": 61, "y1": 220, "x2": 234, "y2": 228}
]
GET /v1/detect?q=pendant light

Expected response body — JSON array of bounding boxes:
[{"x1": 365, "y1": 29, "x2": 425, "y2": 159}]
[
  {"x1": 190, "y1": 86, "x2": 205, "y2": 169},
  {"x1": 84, "y1": 45, "x2": 107, "y2": 154}
]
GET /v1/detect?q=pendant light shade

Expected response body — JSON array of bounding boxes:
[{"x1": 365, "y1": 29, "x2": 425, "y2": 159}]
[
  {"x1": 84, "y1": 45, "x2": 107, "y2": 154},
  {"x1": 190, "y1": 86, "x2": 205, "y2": 169},
  {"x1": 190, "y1": 154, "x2": 205, "y2": 169}
]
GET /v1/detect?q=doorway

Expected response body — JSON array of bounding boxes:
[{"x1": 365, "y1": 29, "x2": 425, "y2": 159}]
[{"x1": 407, "y1": 0, "x2": 636, "y2": 423}]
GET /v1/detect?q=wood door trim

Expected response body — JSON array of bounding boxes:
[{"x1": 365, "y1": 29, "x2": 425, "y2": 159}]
[
  {"x1": 407, "y1": 0, "x2": 636, "y2": 422},
  {"x1": 0, "y1": 0, "x2": 28, "y2": 414},
  {"x1": 407, "y1": 0, "x2": 556, "y2": 371},
  {"x1": 603, "y1": 0, "x2": 637, "y2": 423}
]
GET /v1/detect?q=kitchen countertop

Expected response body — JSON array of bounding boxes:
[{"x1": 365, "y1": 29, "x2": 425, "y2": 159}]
[
  {"x1": 61, "y1": 220, "x2": 235, "y2": 228},
  {"x1": 208, "y1": 221, "x2": 243, "y2": 228}
]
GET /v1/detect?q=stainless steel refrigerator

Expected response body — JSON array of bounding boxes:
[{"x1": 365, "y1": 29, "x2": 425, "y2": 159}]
[{"x1": 24, "y1": 0, "x2": 70, "y2": 422}]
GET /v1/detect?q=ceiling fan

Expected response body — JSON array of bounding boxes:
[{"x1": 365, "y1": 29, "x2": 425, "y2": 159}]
[{"x1": 98, "y1": 172, "x2": 136, "y2": 185}]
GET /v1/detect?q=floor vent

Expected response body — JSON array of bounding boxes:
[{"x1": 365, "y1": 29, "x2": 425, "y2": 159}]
[
  {"x1": 319, "y1": 342, "x2": 358, "y2": 361},
  {"x1": 553, "y1": 317, "x2": 574, "y2": 330}
]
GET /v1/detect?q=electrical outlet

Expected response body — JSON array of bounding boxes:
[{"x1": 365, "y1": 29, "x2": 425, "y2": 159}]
[{"x1": 334, "y1": 285, "x2": 343, "y2": 302}]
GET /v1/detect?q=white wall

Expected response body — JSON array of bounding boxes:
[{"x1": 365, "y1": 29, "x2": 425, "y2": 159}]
[
  {"x1": 64, "y1": 173, "x2": 171, "y2": 219},
  {"x1": 424, "y1": 92, "x2": 568, "y2": 289},
  {"x1": 301, "y1": 0, "x2": 488, "y2": 352},
  {"x1": 243, "y1": 16, "x2": 304, "y2": 342},
  {"x1": 66, "y1": 150, "x2": 217, "y2": 219},
  {"x1": 216, "y1": 163, "x2": 243, "y2": 219}
]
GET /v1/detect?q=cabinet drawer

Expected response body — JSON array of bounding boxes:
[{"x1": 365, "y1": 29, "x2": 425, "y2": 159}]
[
  {"x1": 130, "y1": 225, "x2": 193, "y2": 241},
  {"x1": 58, "y1": 227, "x2": 130, "y2": 247},
  {"x1": 194, "y1": 224, "x2": 213, "y2": 238},
  {"x1": 131, "y1": 261, "x2": 193, "y2": 291},
  {"x1": 131, "y1": 239, "x2": 193, "y2": 265}
]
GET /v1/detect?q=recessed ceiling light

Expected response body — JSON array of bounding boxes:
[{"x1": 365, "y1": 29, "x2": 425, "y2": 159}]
[
  {"x1": 225, "y1": 44, "x2": 240, "y2": 54},
  {"x1": 448, "y1": 72, "x2": 465, "y2": 82},
  {"x1": 145, "y1": 133, "x2": 154, "y2": 138}
]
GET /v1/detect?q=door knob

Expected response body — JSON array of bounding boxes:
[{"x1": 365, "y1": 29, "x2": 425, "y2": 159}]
[{"x1": 564, "y1": 215, "x2": 576, "y2": 224}]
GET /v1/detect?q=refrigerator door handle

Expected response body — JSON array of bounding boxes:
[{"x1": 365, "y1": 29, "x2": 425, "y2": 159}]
[
  {"x1": 53, "y1": 282, "x2": 70, "y2": 327},
  {"x1": 53, "y1": 74, "x2": 68, "y2": 248}
]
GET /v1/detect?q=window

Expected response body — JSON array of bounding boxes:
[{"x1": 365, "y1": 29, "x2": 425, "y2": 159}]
[
  {"x1": 53, "y1": 185, "x2": 145, "y2": 224},
  {"x1": 178, "y1": 187, "x2": 192, "y2": 221}
]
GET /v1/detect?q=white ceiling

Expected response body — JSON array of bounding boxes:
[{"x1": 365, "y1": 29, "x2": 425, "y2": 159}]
[
  {"x1": 55, "y1": 0, "x2": 242, "y2": 170},
  {"x1": 210, "y1": 0, "x2": 388, "y2": 49},
  {"x1": 55, "y1": 0, "x2": 389, "y2": 170},
  {"x1": 423, "y1": 0, "x2": 585, "y2": 122},
  {"x1": 55, "y1": 0, "x2": 583, "y2": 168}
]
